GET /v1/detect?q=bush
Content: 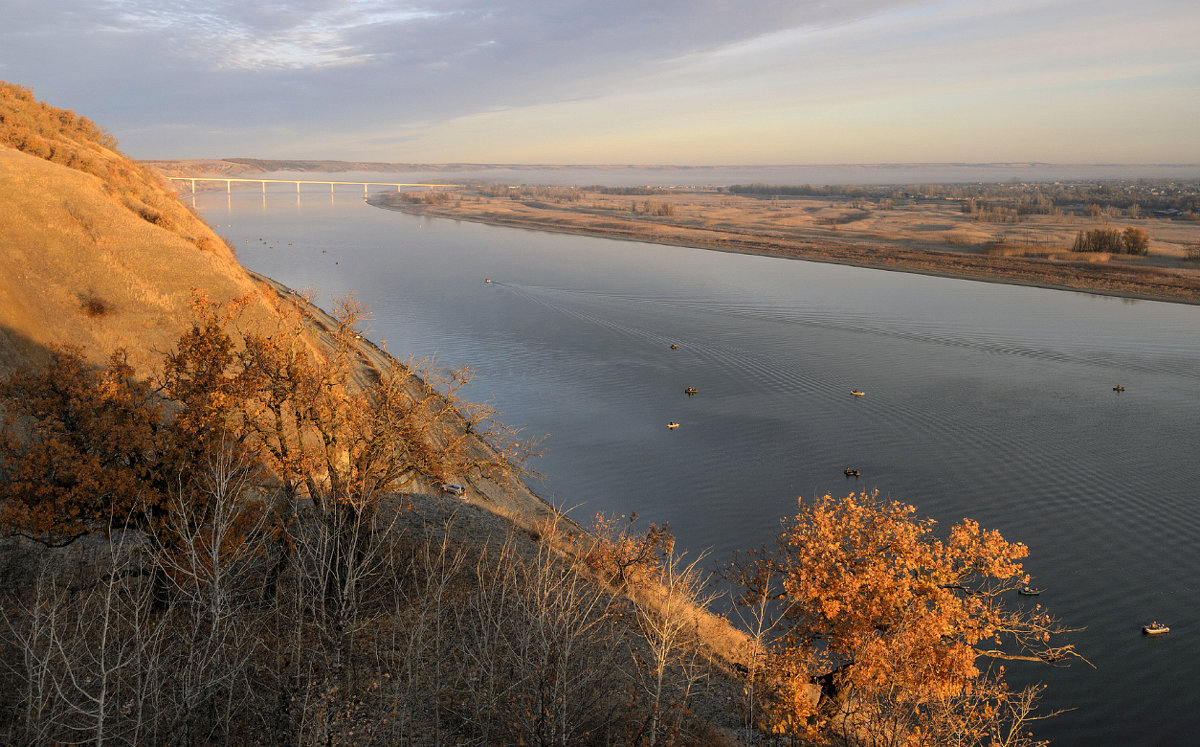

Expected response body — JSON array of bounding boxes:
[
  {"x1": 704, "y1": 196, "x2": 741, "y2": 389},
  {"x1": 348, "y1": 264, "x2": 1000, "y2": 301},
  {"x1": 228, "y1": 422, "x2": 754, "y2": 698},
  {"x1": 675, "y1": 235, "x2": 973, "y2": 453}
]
[
  {"x1": 584, "y1": 513, "x2": 673, "y2": 586},
  {"x1": 79, "y1": 292, "x2": 109, "y2": 318}
]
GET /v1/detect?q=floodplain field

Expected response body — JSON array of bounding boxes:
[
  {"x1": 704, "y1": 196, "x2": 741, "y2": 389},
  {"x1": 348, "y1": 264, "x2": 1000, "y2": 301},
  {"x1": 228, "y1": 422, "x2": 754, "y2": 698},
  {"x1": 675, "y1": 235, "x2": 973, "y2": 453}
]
[{"x1": 374, "y1": 184, "x2": 1200, "y2": 304}]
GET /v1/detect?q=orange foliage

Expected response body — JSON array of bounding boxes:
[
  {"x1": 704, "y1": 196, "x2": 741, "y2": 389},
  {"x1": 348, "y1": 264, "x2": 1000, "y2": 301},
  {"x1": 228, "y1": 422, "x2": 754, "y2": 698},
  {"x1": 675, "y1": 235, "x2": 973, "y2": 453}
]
[
  {"x1": 163, "y1": 292, "x2": 529, "y2": 521},
  {"x1": 584, "y1": 512, "x2": 674, "y2": 585},
  {"x1": 0, "y1": 346, "x2": 164, "y2": 545},
  {"x1": 732, "y1": 491, "x2": 1077, "y2": 742},
  {"x1": 0, "y1": 291, "x2": 529, "y2": 551}
]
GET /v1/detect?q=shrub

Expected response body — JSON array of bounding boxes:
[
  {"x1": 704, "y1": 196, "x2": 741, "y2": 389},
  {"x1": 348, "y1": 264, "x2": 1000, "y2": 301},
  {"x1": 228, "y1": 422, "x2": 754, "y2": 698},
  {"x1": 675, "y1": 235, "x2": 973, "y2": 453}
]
[
  {"x1": 584, "y1": 513, "x2": 673, "y2": 586},
  {"x1": 79, "y1": 292, "x2": 109, "y2": 318}
]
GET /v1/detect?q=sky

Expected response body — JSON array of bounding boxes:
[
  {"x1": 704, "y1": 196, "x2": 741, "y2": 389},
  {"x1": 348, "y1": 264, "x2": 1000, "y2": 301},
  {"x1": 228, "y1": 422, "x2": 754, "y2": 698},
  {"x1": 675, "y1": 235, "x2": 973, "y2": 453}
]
[{"x1": 2, "y1": 0, "x2": 1198, "y2": 164}]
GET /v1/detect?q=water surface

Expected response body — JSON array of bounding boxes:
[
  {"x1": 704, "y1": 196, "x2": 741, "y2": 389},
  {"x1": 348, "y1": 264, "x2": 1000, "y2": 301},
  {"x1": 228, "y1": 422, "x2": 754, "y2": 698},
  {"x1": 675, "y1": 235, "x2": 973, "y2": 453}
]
[{"x1": 200, "y1": 189, "x2": 1200, "y2": 745}]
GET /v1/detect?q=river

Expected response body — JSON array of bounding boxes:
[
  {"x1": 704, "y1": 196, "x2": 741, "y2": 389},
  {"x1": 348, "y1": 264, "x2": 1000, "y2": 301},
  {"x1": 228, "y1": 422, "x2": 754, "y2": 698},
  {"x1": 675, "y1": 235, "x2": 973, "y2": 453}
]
[{"x1": 197, "y1": 187, "x2": 1200, "y2": 745}]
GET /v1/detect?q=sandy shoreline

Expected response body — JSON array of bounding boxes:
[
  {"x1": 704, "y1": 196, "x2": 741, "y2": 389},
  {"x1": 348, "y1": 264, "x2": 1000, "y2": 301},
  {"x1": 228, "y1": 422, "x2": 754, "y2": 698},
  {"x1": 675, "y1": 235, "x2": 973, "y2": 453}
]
[{"x1": 368, "y1": 196, "x2": 1200, "y2": 306}]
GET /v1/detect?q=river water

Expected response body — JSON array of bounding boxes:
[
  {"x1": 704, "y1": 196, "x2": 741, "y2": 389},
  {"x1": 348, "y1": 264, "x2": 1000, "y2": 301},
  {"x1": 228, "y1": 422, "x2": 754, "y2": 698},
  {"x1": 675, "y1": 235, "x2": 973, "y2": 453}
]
[{"x1": 197, "y1": 187, "x2": 1200, "y2": 745}]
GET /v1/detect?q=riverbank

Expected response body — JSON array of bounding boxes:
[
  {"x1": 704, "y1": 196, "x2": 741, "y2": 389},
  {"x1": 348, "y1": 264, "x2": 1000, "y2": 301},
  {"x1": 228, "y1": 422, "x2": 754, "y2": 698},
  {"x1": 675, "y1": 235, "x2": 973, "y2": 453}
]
[
  {"x1": 370, "y1": 189, "x2": 1200, "y2": 305},
  {"x1": 244, "y1": 270, "x2": 753, "y2": 743},
  {"x1": 249, "y1": 269, "x2": 571, "y2": 529}
]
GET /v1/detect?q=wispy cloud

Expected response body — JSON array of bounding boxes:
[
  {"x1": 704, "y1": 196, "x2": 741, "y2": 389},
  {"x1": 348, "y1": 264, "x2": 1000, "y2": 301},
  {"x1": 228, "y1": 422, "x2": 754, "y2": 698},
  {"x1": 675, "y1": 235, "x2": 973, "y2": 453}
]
[{"x1": 1, "y1": 0, "x2": 1196, "y2": 162}]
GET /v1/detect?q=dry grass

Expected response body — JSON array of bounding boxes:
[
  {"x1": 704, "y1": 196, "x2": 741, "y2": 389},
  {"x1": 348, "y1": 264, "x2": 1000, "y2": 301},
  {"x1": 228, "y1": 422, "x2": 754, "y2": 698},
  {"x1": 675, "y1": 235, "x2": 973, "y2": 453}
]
[
  {"x1": 0, "y1": 146, "x2": 282, "y2": 377},
  {"x1": 376, "y1": 188, "x2": 1200, "y2": 303}
]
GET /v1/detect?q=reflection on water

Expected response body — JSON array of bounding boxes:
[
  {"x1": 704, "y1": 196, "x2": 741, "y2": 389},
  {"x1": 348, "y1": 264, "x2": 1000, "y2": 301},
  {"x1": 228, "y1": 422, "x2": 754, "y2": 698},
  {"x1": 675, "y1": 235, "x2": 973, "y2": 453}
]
[{"x1": 199, "y1": 191, "x2": 1200, "y2": 746}]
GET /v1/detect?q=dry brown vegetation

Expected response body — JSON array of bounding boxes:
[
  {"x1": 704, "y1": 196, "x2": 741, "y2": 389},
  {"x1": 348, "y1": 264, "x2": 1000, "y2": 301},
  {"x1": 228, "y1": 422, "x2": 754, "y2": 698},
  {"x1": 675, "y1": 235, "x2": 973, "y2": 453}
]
[
  {"x1": 0, "y1": 82, "x2": 282, "y2": 378},
  {"x1": 0, "y1": 82, "x2": 224, "y2": 251},
  {"x1": 374, "y1": 186, "x2": 1200, "y2": 304},
  {"x1": 0, "y1": 302, "x2": 749, "y2": 745},
  {"x1": 1, "y1": 86, "x2": 1089, "y2": 744},
  {"x1": 0, "y1": 291, "x2": 1077, "y2": 745}
]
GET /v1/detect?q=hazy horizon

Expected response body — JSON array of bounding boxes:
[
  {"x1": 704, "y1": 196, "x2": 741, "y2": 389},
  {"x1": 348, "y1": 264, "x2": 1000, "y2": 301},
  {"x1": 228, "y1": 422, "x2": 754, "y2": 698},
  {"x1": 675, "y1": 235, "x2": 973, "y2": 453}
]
[
  {"x1": 166, "y1": 160, "x2": 1200, "y2": 187},
  {"x1": 4, "y1": 1, "x2": 1197, "y2": 165}
]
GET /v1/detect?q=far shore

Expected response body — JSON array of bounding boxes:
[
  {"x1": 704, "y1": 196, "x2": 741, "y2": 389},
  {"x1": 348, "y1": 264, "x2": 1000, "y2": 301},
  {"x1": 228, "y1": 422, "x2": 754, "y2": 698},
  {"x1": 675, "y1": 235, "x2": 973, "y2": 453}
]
[{"x1": 367, "y1": 189, "x2": 1200, "y2": 306}]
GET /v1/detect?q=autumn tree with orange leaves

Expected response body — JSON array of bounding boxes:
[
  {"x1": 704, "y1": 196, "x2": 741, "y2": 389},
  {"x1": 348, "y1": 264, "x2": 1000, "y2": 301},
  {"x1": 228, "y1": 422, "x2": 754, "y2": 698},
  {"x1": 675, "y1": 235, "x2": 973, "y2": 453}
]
[
  {"x1": 0, "y1": 347, "x2": 166, "y2": 546},
  {"x1": 1, "y1": 291, "x2": 530, "y2": 586},
  {"x1": 160, "y1": 291, "x2": 533, "y2": 615},
  {"x1": 730, "y1": 491, "x2": 1081, "y2": 745}
]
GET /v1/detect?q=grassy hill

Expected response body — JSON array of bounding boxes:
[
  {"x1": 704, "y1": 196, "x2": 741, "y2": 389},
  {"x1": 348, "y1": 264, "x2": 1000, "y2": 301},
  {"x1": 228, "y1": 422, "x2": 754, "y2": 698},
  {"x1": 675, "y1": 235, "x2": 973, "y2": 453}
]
[{"x1": 0, "y1": 81, "x2": 284, "y2": 375}]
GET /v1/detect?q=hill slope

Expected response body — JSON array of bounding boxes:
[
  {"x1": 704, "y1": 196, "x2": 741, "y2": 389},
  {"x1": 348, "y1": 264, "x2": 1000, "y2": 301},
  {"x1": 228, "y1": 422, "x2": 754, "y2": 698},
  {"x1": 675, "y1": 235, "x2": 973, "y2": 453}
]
[{"x1": 0, "y1": 82, "x2": 283, "y2": 375}]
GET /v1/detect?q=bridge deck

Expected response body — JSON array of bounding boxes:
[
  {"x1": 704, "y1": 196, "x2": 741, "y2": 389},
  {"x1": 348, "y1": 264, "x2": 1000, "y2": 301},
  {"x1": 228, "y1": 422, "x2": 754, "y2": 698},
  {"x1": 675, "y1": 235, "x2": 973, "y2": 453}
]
[{"x1": 166, "y1": 176, "x2": 461, "y2": 194}]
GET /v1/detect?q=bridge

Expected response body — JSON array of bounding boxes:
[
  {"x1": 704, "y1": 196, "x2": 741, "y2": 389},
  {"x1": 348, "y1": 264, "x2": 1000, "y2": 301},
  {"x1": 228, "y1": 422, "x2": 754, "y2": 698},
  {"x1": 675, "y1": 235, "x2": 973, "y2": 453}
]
[{"x1": 166, "y1": 176, "x2": 462, "y2": 196}]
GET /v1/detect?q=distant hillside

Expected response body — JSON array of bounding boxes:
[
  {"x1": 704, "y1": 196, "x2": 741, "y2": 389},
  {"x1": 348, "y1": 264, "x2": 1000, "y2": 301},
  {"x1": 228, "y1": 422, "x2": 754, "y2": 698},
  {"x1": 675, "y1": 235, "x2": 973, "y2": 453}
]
[
  {"x1": 0, "y1": 82, "x2": 287, "y2": 375},
  {"x1": 142, "y1": 158, "x2": 631, "y2": 175}
]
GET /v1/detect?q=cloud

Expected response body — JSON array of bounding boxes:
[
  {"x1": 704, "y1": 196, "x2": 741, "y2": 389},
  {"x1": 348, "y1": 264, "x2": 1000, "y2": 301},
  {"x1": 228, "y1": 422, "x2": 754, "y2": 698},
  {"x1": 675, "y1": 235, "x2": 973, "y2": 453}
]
[{"x1": 1, "y1": 0, "x2": 1196, "y2": 161}]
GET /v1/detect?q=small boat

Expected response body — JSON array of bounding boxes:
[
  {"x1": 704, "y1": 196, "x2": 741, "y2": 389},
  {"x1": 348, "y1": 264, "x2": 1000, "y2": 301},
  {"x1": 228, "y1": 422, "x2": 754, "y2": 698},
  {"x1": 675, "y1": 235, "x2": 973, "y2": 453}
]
[
  {"x1": 851, "y1": 390, "x2": 865, "y2": 397},
  {"x1": 670, "y1": 344, "x2": 679, "y2": 350},
  {"x1": 667, "y1": 422, "x2": 680, "y2": 429},
  {"x1": 684, "y1": 387, "x2": 698, "y2": 395},
  {"x1": 1143, "y1": 622, "x2": 1170, "y2": 635},
  {"x1": 844, "y1": 468, "x2": 860, "y2": 477},
  {"x1": 1018, "y1": 586, "x2": 1043, "y2": 596},
  {"x1": 1113, "y1": 385, "x2": 1125, "y2": 392}
]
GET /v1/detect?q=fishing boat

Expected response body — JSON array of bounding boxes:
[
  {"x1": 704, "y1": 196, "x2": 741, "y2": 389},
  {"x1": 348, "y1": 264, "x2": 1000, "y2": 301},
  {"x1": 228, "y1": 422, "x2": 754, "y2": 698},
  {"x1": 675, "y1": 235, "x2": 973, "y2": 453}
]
[
  {"x1": 1113, "y1": 385, "x2": 1125, "y2": 392},
  {"x1": 670, "y1": 344, "x2": 679, "y2": 350},
  {"x1": 851, "y1": 390, "x2": 865, "y2": 396},
  {"x1": 1018, "y1": 586, "x2": 1043, "y2": 596},
  {"x1": 667, "y1": 422, "x2": 680, "y2": 429},
  {"x1": 684, "y1": 387, "x2": 698, "y2": 395},
  {"x1": 844, "y1": 468, "x2": 860, "y2": 477},
  {"x1": 1143, "y1": 622, "x2": 1170, "y2": 635}
]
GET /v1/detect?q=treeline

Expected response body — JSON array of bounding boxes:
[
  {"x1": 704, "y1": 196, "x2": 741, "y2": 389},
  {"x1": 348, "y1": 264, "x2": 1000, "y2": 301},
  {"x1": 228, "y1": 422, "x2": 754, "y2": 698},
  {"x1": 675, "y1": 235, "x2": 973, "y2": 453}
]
[
  {"x1": 727, "y1": 178, "x2": 1200, "y2": 217},
  {"x1": 728, "y1": 182, "x2": 867, "y2": 197},
  {"x1": 478, "y1": 184, "x2": 584, "y2": 202},
  {"x1": 631, "y1": 199, "x2": 675, "y2": 216},
  {"x1": 1072, "y1": 227, "x2": 1150, "y2": 255},
  {"x1": 583, "y1": 185, "x2": 671, "y2": 196}
]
